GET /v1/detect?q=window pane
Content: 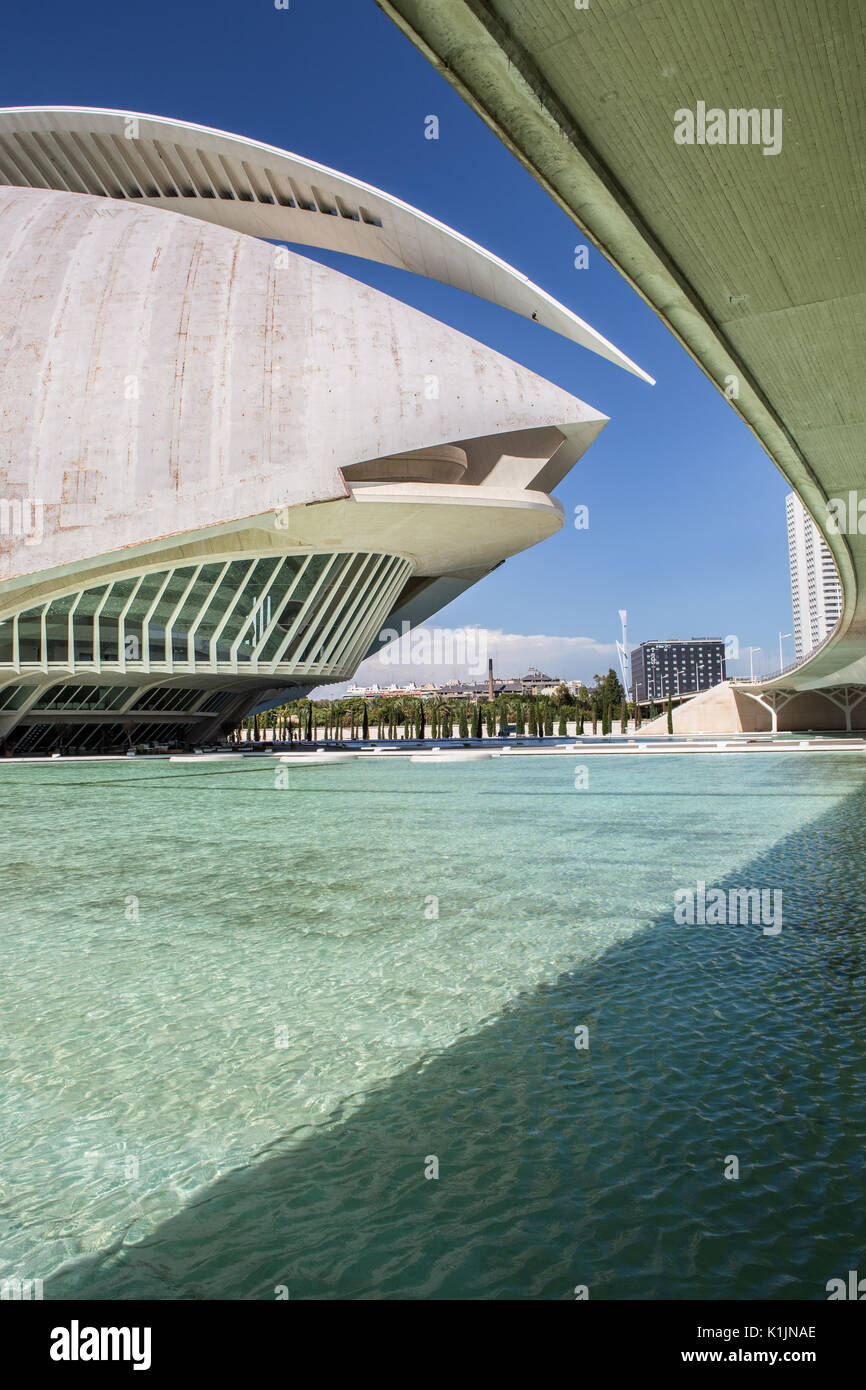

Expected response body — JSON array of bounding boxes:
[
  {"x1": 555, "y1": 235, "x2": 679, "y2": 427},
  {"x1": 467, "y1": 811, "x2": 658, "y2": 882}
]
[
  {"x1": 217, "y1": 558, "x2": 281, "y2": 662},
  {"x1": 44, "y1": 594, "x2": 78, "y2": 663},
  {"x1": 170, "y1": 563, "x2": 225, "y2": 660},
  {"x1": 147, "y1": 569, "x2": 195, "y2": 661},
  {"x1": 18, "y1": 606, "x2": 46, "y2": 663},
  {"x1": 97, "y1": 578, "x2": 138, "y2": 662},
  {"x1": 72, "y1": 588, "x2": 108, "y2": 663},
  {"x1": 192, "y1": 561, "x2": 253, "y2": 659}
]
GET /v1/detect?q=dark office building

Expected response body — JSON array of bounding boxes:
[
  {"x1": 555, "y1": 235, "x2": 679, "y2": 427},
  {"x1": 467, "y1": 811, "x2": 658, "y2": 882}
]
[{"x1": 630, "y1": 639, "x2": 727, "y2": 702}]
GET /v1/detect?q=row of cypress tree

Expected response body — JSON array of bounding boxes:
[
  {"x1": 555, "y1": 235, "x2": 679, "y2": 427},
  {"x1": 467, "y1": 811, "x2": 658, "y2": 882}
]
[{"x1": 238, "y1": 693, "x2": 647, "y2": 743}]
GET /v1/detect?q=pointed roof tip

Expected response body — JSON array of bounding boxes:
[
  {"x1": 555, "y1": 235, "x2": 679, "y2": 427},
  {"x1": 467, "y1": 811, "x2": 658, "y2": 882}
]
[{"x1": 0, "y1": 105, "x2": 654, "y2": 385}]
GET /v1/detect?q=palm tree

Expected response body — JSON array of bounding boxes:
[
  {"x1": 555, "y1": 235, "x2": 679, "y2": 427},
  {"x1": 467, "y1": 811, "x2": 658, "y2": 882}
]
[
  {"x1": 428, "y1": 695, "x2": 443, "y2": 740},
  {"x1": 398, "y1": 695, "x2": 413, "y2": 739},
  {"x1": 439, "y1": 699, "x2": 452, "y2": 739}
]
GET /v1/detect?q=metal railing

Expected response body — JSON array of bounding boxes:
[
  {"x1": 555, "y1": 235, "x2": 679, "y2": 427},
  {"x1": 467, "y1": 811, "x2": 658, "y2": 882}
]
[{"x1": 729, "y1": 630, "x2": 836, "y2": 686}]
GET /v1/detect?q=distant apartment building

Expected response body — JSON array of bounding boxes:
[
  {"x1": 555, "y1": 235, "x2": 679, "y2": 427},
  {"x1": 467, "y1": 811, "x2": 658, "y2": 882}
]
[
  {"x1": 786, "y1": 492, "x2": 843, "y2": 662},
  {"x1": 630, "y1": 639, "x2": 727, "y2": 703}
]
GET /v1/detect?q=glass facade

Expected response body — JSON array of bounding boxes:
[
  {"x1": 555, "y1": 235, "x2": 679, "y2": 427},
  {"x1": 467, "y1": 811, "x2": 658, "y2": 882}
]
[
  {"x1": 0, "y1": 550, "x2": 411, "y2": 678},
  {"x1": 0, "y1": 550, "x2": 414, "y2": 750}
]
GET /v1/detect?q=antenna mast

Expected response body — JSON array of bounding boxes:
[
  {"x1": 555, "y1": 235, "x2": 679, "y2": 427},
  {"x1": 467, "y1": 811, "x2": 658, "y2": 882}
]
[{"x1": 615, "y1": 609, "x2": 631, "y2": 696}]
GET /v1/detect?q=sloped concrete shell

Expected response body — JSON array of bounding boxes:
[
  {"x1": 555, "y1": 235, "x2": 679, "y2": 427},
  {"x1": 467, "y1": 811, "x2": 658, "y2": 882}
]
[
  {"x1": 0, "y1": 185, "x2": 607, "y2": 597},
  {"x1": 0, "y1": 183, "x2": 613, "y2": 749}
]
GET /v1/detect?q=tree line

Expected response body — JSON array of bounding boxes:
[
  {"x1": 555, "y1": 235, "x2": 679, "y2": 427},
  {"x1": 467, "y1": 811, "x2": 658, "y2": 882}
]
[{"x1": 234, "y1": 669, "x2": 666, "y2": 741}]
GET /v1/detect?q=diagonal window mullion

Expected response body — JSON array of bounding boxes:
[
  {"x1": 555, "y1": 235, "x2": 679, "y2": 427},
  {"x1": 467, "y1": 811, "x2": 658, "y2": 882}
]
[
  {"x1": 294, "y1": 555, "x2": 369, "y2": 668},
  {"x1": 229, "y1": 558, "x2": 282, "y2": 661},
  {"x1": 164, "y1": 564, "x2": 203, "y2": 669},
  {"x1": 251, "y1": 555, "x2": 312, "y2": 660},
  {"x1": 209, "y1": 559, "x2": 259, "y2": 663},
  {"x1": 186, "y1": 561, "x2": 230, "y2": 664},
  {"x1": 339, "y1": 558, "x2": 405, "y2": 673},
  {"x1": 118, "y1": 574, "x2": 147, "y2": 670},
  {"x1": 140, "y1": 572, "x2": 174, "y2": 666},
  {"x1": 266, "y1": 554, "x2": 346, "y2": 670},
  {"x1": 318, "y1": 554, "x2": 387, "y2": 670}
]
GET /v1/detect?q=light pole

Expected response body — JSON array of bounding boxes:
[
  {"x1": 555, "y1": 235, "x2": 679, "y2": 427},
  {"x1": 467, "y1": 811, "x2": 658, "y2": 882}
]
[
  {"x1": 778, "y1": 631, "x2": 792, "y2": 671},
  {"x1": 747, "y1": 646, "x2": 761, "y2": 681},
  {"x1": 648, "y1": 649, "x2": 658, "y2": 707}
]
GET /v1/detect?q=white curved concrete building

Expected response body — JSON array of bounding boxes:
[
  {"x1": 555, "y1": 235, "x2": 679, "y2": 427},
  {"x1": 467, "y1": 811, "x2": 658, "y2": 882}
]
[{"x1": 0, "y1": 108, "x2": 646, "y2": 751}]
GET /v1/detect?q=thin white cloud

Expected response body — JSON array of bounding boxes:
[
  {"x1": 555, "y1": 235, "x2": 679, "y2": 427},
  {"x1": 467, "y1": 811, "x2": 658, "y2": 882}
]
[{"x1": 313, "y1": 628, "x2": 618, "y2": 696}]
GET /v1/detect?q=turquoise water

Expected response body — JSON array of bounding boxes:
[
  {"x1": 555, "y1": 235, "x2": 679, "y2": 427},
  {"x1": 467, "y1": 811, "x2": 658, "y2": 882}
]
[{"x1": 1, "y1": 752, "x2": 864, "y2": 1299}]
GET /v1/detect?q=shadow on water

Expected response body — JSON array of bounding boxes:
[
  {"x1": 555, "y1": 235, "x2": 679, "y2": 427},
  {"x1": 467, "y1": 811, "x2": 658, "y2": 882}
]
[{"x1": 45, "y1": 785, "x2": 866, "y2": 1301}]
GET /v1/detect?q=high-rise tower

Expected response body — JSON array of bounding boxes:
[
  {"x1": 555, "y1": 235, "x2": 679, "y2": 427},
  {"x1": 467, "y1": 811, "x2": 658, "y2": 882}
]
[{"x1": 785, "y1": 493, "x2": 842, "y2": 662}]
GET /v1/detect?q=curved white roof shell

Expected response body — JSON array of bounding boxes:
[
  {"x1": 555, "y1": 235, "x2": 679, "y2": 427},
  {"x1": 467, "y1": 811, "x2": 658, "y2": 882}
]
[
  {"x1": 0, "y1": 112, "x2": 641, "y2": 748},
  {"x1": 0, "y1": 105, "x2": 652, "y2": 383},
  {"x1": 0, "y1": 184, "x2": 606, "y2": 599}
]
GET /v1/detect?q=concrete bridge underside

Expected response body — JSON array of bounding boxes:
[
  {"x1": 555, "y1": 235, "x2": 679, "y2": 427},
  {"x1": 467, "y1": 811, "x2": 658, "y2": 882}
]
[
  {"x1": 379, "y1": 0, "x2": 866, "y2": 732},
  {"x1": 638, "y1": 681, "x2": 866, "y2": 737}
]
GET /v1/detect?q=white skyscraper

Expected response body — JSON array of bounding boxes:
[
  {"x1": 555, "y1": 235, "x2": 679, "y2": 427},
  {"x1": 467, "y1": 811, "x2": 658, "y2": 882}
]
[{"x1": 786, "y1": 493, "x2": 843, "y2": 662}]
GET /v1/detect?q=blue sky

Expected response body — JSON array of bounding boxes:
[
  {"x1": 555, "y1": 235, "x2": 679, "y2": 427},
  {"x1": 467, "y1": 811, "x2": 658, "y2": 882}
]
[{"x1": 0, "y1": 0, "x2": 794, "y2": 682}]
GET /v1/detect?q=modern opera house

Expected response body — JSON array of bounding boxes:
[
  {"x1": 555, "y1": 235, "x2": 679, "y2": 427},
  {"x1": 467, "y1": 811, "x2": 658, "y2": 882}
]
[{"x1": 0, "y1": 107, "x2": 648, "y2": 754}]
